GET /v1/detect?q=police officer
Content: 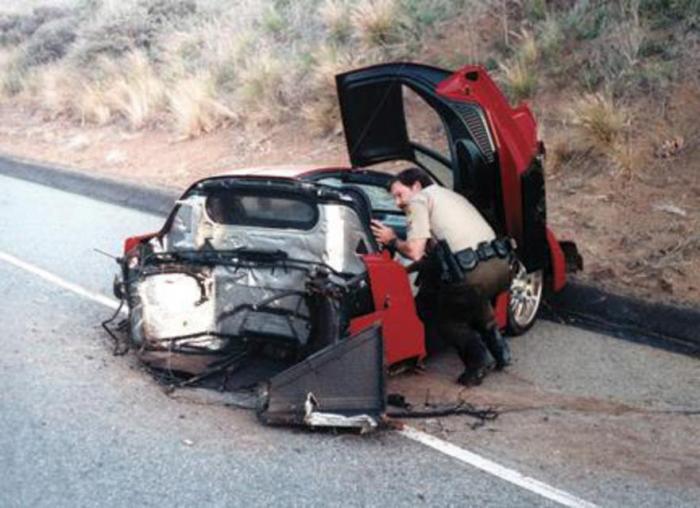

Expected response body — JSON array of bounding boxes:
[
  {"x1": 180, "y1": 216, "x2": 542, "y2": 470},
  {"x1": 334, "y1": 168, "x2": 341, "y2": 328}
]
[{"x1": 371, "y1": 167, "x2": 513, "y2": 386}]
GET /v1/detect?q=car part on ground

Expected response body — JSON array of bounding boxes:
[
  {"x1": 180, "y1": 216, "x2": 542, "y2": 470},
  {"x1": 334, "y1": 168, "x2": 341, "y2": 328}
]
[{"x1": 257, "y1": 324, "x2": 385, "y2": 432}]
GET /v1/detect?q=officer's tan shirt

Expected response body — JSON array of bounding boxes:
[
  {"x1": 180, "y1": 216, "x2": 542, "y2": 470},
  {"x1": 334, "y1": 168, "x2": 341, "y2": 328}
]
[{"x1": 406, "y1": 185, "x2": 495, "y2": 252}]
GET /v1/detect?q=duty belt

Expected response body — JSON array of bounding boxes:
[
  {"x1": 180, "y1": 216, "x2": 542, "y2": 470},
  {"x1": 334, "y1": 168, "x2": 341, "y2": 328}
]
[{"x1": 454, "y1": 238, "x2": 515, "y2": 272}]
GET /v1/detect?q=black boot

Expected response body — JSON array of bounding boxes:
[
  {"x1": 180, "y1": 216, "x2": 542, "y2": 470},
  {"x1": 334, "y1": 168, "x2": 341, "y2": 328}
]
[
  {"x1": 457, "y1": 366, "x2": 488, "y2": 387},
  {"x1": 482, "y1": 327, "x2": 511, "y2": 370},
  {"x1": 454, "y1": 338, "x2": 495, "y2": 387}
]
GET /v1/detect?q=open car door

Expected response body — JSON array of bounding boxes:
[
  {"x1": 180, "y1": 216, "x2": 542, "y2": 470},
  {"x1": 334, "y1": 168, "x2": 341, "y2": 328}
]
[{"x1": 336, "y1": 63, "x2": 548, "y2": 274}]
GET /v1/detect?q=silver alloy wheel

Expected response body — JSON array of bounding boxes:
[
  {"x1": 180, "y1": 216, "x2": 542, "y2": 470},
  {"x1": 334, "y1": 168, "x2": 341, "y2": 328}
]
[{"x1": 508, "y1": 261, "x2": 544, "y2": 330}]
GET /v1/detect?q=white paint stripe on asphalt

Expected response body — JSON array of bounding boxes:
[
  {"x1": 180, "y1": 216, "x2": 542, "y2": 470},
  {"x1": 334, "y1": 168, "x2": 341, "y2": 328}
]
[
  {"x1": 399, "y1": 426, "x2": 598, "y2": 508},
  {"x1": 0, "y1": 250, "x2": 123, "y2": 313},
  {"x1": 0, "y1": 250, "x2": 597, "y2": 508}
]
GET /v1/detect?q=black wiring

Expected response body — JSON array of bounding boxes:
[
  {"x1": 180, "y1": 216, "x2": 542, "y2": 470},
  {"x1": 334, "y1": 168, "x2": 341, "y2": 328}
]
[{"x1": 101, "y1": 298, "x2": 129, "y2": 356}]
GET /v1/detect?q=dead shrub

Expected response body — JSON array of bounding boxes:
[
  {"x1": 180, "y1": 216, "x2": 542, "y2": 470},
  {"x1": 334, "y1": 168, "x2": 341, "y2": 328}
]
[
  {"x1": 517, "y1": 29, "x2": 538, "y2": 66},
  {"x1": 536, "y1": 14, "x2": 564, "y2": 60},
  {"x1": 568, "y1": 93, "x2": 637, "y2": 176},
  {"x1": 31, "y1": 64, "x2": 76, "y2": 116},
  {"x1": 351, "y1": 0, "x2": 406, "y2": 48},
  {"x1": 0, "y1": 47, "x2": 29, "y2": 96},
  {"x1": 143, "y1": 0, "x2": 197, "y2": 28},
  {"x1": 73, "y1": 9, "x2": 155, "y2": 64},
  {"x1": 77, "y1": 83, "x2": 113, "y2": 125},
  {"x1": 236, "y1": 52, "x2": 288, "y2": 123},
  {"x1": 20, "y1": 17, "x2": 77, "y2": 68},
  {"x1": 499, "y1": 29, "x2": 540, "y2": 103},
  {"x1": 569, "y1": 93, "x2": 629, "y2": 150},
  {"x1": 320, "y1": 0, "x2": 352, "y2": 42},
  {"x1": 167, "y1": 74, "x2": 236, "y2": 139},
  {"x1": 546, "y1": 137, "x2": 580, "y2": 174},
  {"x1": 102, "y1": 51, "x2": 166, "y2": 129},
  {"x1": 302, "y1": 46, "x2": 360, "y2": 135},
  {"x1": 0, "y1": 6, "x2": 72, "y2": 47},
  {"x1": 499, "y1": 58, "x2": 537, "y2": 102}
]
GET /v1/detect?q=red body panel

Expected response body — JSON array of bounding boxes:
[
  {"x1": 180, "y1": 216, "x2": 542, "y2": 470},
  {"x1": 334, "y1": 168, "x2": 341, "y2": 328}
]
[
  {"x1": 350, "y1": 252, "x2": 426, "y2": 365},
  {"x1": 436, "y1": 65, "x2": 539, "y2": 245},
  {"x1": 546, "y1": 227, "x2": 567, "y2": 292}
]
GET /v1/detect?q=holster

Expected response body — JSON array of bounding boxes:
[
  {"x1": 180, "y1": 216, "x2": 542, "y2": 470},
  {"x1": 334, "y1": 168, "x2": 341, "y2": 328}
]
[{"x1": 432, "y1": 240, "x2": 464, "y2": 284}]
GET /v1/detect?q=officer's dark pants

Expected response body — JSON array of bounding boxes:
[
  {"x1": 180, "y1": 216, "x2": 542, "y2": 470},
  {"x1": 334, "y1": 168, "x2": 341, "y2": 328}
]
[{"x1": 427, "y1": 257, "x2": 512, "y2": 371}]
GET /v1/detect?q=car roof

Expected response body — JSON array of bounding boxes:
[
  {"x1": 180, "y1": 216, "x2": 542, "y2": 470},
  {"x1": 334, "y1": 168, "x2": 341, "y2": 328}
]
[{"x1": 214, "y1": 164, "x2": 350, "y2": 179}]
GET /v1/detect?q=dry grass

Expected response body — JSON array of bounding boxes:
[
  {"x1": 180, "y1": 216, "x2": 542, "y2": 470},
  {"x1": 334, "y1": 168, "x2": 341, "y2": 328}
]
[
  {"x1": 568, "y1": 93, "x2": 635, "y2": 176},
  {"x1": 31, "y1": 63, "x2": 76, "y2": 116},
  {"x1": 498, "y1": 29, "x2": 540, "y2": 103},
  {"x1": 569, "y1": 93, "x2": 629, "y2": 150},
  {"x1": 614, "y1": 0, "x2": 645, "y2": 66},
  {"x1": 0, "y1": 49, "x2": 25, "y2": 97},
  {"x1": 499, "y1": 58, "x2": 537, "y2": 102},
  {"x1": 320, "y1": 0, "x2": 352, "y2": 42},
  {"x1": 167, "y1": 73, "x2": 235, "y2": 139},
  {"x1": 235, "y1": 51, "x2": 289, "y2": 124},
  {"x1": 102, "y1": 51, "x2": 165, "y2": 129},
  {"x1": 76, "y1": 83, "x2": 112, "y2": 125},
  {"x1": 536, "y1": 14, "x2": 564, "y2": 59},
  {"x1": 351, "y1": 0, "x2": 404, "y2": 49},
  {"x1": 0, "y1": 0, "x2": 692, "y2": 146},
  {"x1": 302, "y1": 46, "x2": 361, "y2": 135},
  {"x1": 516, "y1": 29, "x2": 538, "y2": 66},
  {"x1": 545, "y1": 137, "x2": 580, "y2": 174}
]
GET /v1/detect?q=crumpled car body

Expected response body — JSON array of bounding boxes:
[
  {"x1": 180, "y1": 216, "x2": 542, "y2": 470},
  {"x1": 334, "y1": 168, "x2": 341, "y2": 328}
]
[
  {"x1": 114, "y1": 63, "x2": 581, "y2": 429},
  {"x1": 116, "y1": 177, "x2": 419, "y2": 428}
]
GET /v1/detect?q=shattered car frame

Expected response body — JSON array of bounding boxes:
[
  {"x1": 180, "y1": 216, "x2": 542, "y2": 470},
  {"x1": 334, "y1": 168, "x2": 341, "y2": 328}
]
[{"x1": 113, "y1": 63, "x2": 581, "y2": 429}]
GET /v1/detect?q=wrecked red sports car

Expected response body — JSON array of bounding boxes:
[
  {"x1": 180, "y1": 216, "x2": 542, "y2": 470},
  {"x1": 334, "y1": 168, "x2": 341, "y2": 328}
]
[{"x1": 113, "y1": 63, "x2": 580, "y2": 429}]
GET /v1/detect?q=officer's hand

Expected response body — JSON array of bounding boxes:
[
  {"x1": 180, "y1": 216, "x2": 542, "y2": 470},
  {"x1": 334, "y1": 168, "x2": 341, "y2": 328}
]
[{"x1": 370, "y1": 219, "x2": 396, "y2": 246}]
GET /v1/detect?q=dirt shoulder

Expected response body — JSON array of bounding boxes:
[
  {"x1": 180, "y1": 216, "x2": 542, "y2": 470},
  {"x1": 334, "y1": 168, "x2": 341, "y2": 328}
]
[{"x1": 1, "y1": 102, "x2": 698, "y2": 309}]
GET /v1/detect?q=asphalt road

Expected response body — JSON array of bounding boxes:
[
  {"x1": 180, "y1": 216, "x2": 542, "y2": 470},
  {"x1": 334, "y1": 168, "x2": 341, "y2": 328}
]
[{"x1": 1, "y1": 173, "x2": 698, "y2": 507}]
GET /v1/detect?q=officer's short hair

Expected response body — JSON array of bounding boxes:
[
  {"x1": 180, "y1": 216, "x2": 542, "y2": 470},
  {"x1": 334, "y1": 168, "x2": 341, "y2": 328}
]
[{"x1": 388, "y1": 167, "x2": 434, "y2": 191}]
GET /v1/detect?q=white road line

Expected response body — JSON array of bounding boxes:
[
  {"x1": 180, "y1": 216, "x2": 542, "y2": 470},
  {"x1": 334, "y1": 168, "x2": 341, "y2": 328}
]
[
  {"x1": 0, "y1": 250, "x2": 123, "y2": 313},
  {"x1": 400, "y1": 426, "x2": 598, "y2": 508},
  {"x1": 0, "y1": 250, "x2": 597, "y2": 508}
]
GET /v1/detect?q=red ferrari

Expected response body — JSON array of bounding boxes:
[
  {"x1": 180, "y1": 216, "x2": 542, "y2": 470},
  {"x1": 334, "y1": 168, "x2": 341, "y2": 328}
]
[{"x1": 113, "y1": 63, "x2": 580, "y2": 428}]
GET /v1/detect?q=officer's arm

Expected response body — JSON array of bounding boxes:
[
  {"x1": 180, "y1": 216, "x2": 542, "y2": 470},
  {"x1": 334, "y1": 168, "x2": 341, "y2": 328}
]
[
  {"x1": 394, "y1": 238, "x2": 426, "y2": 261},
  {"x1": 370, "y1": 220, "x2": 427, "y2": 261}
]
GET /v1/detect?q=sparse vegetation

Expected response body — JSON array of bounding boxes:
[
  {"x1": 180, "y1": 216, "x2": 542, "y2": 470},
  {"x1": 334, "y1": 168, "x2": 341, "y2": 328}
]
[
  {"x1": 569, "y1": 93, "x2": 629, "y2": 151},
  {"x1": 499, "y1": 30, "x2": 539, "y2": 102},
  {"x1": 0, "y1": 0, "x2": 698, "y2": 306},
  {"x1": 351, "y1": 0, "x2": 406, "y2": 49},
  {"x1": 168, "y1": 73, "x2": 235, "y2": 138},
  {"x1": 0, "y1": 0, "x2": 696, "y2": 161}
]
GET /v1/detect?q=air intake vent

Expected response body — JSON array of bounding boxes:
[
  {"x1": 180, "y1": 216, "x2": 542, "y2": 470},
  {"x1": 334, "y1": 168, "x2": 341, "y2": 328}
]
[{"x1": 449, "y1": 102, "x2": 495, "y2": 163}]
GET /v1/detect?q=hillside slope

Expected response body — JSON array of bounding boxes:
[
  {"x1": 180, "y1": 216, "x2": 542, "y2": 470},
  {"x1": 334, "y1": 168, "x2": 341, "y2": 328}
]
[{"x1": 0, "y1": 0, "x2": 698, "y2": 306}]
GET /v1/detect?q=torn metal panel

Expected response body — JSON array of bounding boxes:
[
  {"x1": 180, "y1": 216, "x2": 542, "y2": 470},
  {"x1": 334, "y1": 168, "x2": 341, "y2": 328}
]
[
  {"x1": 137, "y1": 271, "x2": 216, "y2": 342},
  {"x1": 258, "y1": 324, "x2": 385, "y2": 429},
  {"x1": 303, "y1": 394, "x2": 378, "y2": 433},
  {"x1": 126, "y1": 190, "x2": 373, "y2": 364},
  {"x1": 163, "y1": 194, "x2": 370, "y2": 274}
]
